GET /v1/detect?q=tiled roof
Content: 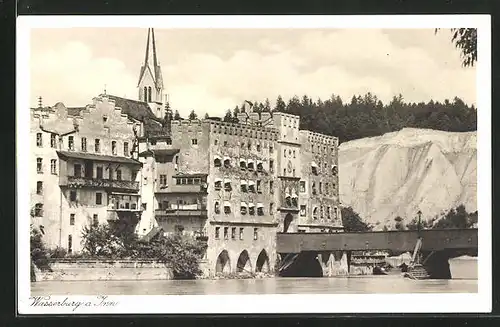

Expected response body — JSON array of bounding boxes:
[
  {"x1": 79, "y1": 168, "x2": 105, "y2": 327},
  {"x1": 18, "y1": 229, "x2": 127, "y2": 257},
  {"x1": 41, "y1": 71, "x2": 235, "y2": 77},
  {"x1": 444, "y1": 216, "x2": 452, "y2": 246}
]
[
  {"x1": 104, "y1": 94, "x2": 168, "y2": 135},
  {"x1": 56, "y1": 150, "x2": 142, "y2": 165}
]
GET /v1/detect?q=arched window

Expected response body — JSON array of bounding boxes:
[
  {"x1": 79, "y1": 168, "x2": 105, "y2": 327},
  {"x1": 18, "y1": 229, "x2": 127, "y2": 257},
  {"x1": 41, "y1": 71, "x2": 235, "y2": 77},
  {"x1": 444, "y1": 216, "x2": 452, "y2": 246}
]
[
  {"x1": 143, "y1": 86, "x2": 148, "y2": 102},
  {"x1": 313, "y1": 207, "x2": 318, "y2": 219},
  {"x1": 214, "y1": 156, "x2": 221, "y2": 167},
  {"x1": 214, "y1": 201, "x2": 220, "y2": 214},
  {"x1": 147, "y1": 86, "x2": 152, "y2": 102}
]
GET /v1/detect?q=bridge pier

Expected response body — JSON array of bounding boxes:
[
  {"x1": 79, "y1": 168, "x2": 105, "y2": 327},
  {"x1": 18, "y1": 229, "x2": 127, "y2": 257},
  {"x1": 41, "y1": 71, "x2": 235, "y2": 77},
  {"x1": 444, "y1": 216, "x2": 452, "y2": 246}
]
[{"x1": 317, "y1": 251, "x2": 349, "y2": 277}]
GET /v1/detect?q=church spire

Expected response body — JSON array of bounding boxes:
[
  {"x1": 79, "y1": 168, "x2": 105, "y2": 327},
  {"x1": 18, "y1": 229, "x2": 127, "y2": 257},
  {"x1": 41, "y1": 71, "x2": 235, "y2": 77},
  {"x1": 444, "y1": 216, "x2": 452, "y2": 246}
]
[{"x1": 137, "y1": 28, "x2": 164, "y2": 92}]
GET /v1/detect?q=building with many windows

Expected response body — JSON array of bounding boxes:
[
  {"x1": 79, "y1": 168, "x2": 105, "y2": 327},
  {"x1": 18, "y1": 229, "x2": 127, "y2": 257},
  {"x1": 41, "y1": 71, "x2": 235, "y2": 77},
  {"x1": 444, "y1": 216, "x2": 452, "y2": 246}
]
[
  {"x1": 30, "y1": 98, "x2": 145, "y2": 253},
  {"x1": 29, "y1": 28, "x2": 343, "y2": 275}
]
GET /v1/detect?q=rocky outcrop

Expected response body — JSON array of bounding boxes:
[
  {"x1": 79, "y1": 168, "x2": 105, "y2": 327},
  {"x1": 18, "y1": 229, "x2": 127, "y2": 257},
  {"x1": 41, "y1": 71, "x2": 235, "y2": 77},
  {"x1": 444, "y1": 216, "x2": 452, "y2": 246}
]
[{"x1": 339, "y1": 128, "x2": 477, "y2": 229}]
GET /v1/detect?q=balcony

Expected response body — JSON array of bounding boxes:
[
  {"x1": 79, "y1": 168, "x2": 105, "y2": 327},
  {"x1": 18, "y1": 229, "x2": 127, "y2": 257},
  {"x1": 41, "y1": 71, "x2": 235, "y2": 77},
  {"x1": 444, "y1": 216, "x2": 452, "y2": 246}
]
[
  {"x1": 62, "y1": 176, "x2": 140, "y2": 192},
  {"x1": 155, "y1": 204, "x2": 208, "y2": 219},
  {"x1": 156, "y1": 183, "x2": 207, "y2": 194}
]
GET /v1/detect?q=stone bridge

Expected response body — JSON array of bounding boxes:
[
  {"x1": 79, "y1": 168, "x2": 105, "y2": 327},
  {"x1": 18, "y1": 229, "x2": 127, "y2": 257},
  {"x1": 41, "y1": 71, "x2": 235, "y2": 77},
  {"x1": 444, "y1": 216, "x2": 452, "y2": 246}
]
[{"x1": 276, "y1": 229, "x2": 478, "y2": 279}]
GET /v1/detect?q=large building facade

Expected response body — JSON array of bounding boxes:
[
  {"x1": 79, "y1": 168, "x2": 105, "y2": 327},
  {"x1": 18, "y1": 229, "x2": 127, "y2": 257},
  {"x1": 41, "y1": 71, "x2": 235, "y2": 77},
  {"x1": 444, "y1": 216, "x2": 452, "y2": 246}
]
[{"x1": 29, "y1": 28, "x2": 343, "y2": 275}]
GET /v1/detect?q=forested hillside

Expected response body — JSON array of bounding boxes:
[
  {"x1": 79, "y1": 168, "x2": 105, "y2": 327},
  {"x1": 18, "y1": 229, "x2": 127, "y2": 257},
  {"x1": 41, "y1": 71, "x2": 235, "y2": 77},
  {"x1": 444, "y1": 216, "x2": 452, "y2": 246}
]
[{"x1": 222, "y1": 94, "x2": 477, "y2": 143}]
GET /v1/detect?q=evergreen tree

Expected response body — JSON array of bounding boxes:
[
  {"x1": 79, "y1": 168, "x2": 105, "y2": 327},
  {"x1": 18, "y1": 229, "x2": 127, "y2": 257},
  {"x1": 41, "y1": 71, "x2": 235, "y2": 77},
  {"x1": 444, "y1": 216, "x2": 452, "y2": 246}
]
[
  {"x1": 233, "y1": 105, "x2": 240, "y2": 119},
  {"x1": 204, "y1": 113, "x2": 209, "y2": 119},
  {"x1": 173, "y1": 110, "x2": 181, "y2": 120},
  {"x1": 223, "y1": 109, "x2": 233, "y2": 122},
  {"x1": 274, "y1": 95, "x2": 286, "y2": 112},
  {"x1": 263, "y1": 98, "x2": 271, "y2": 112}
]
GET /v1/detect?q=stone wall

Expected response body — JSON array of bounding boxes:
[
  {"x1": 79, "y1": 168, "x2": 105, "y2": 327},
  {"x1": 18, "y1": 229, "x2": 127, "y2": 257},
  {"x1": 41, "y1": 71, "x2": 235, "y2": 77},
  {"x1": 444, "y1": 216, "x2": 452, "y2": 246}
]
[{"x1": 35, "y1": 259, "x2": 174, "y2": 281}]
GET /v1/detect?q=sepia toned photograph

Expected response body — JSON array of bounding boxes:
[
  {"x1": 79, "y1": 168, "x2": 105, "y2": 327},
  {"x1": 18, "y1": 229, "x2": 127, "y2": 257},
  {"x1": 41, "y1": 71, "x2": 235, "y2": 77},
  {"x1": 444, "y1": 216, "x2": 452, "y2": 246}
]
[{"x1": 17, "y1": 15, "x2": 491, "y2": 314}]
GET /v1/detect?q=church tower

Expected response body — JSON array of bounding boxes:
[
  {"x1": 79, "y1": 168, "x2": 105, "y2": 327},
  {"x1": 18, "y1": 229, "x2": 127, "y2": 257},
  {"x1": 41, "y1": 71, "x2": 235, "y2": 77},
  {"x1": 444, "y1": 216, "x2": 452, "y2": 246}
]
[{"x1": 137, "y1": 28, "x2": 166, "y2": 119}]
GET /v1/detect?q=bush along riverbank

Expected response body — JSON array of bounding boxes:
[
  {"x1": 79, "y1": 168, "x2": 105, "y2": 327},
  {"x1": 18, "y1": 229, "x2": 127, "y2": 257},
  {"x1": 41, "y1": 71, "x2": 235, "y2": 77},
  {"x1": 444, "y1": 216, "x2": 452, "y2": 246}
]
[{"x1": 31, "y1": 222, "x2": 208, "y2": 281}]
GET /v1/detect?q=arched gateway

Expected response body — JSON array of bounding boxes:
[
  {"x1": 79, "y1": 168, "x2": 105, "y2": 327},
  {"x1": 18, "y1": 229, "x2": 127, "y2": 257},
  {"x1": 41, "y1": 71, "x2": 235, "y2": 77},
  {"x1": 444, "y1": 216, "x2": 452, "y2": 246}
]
[
  {"x1": 256, "y1": 249, "x2": 270, "y2": 273},
  {"x1": 215, "y1": 250, "x2": 231, "y2": 274}
]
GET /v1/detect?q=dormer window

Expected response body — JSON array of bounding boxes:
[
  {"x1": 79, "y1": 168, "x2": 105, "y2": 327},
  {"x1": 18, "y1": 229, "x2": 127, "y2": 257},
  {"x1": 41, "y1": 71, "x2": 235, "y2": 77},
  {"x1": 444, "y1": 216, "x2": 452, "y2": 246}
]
[
  {"x1": 214, "y1": 156, "x2": 222, "y2": 167},
  {"x1": 223, "y1": 157, "x2": 231, "y2": 168}
]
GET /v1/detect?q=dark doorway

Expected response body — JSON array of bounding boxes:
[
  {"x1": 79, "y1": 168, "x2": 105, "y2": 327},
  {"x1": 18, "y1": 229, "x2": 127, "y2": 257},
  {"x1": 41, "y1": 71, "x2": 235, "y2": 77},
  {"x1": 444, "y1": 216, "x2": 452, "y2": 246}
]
[
  {"x1": 215, "y1": 250, "x2": 231, "y2": 274},
  {"x1": 256, "y1": 249, "x2": 270, "y2": 273},
  {"x1": 236, "y1": 250, "x2": 252, "y2": 273},
  {"x1": 283, "y1": 214, "x2": 293, "y2": 233}
]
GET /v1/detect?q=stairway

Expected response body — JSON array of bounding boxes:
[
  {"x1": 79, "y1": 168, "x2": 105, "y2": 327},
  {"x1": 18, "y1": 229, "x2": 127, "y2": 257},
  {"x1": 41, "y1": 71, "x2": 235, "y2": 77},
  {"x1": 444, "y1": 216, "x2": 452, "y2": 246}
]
[{"x1": 405, "y1": 264, "x2": 430, "y2": 280}]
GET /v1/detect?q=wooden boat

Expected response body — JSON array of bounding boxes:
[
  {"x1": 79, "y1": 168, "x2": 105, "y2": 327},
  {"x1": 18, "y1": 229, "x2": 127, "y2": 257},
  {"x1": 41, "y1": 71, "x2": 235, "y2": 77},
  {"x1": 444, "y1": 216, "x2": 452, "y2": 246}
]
[{"x1": 373, "y1": 266, "x2": 388, "y2": 275}]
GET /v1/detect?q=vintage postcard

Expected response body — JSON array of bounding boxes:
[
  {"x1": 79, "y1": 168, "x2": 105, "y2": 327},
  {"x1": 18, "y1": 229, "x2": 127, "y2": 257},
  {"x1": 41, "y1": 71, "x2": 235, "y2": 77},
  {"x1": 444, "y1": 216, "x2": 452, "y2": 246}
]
[{"x1": 17, "y1": 15, "x2": 491, "y2": 314}]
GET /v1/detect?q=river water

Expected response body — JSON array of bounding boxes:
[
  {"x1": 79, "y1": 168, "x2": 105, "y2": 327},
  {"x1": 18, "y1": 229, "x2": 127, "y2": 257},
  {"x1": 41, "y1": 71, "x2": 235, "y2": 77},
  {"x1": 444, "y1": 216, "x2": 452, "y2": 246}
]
[{"x1": 31, "y1": 257, "x2": 477, "y2": 295}]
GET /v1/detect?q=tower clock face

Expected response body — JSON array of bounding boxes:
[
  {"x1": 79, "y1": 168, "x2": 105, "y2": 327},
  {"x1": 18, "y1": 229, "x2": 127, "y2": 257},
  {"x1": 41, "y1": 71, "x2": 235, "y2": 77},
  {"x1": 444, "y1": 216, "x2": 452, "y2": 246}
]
[{"x1": 287, "y1": 160, "x2": 292, "y2": 173}]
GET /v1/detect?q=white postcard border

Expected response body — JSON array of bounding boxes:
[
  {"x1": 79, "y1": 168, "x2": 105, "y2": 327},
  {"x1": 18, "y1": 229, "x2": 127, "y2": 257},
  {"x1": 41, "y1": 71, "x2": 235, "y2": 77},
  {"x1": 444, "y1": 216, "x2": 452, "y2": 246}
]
[{"x1": 17, "y1": 14, "x2": 491, "y2": 314}]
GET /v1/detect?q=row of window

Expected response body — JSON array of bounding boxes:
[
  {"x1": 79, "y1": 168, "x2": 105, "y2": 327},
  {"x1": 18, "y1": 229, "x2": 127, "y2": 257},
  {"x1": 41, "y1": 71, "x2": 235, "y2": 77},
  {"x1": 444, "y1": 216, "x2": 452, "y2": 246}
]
[
  {"x1": 214, "y1": 179, "x2": 270, "y2": 193},
  {"x1": 214, "y1": 226, "x2": 259, "y2": 241},
  {"x1": 214, "y1": 139, "x2": 275, "y2": 153},
  {"x1": 210, "y1": 124, "x2": 278, "y2": 141},
  {"x1": 36, "y1": 158, "x2": 57, "y2": 174},
  {"x1": 299, "y1": 205, "x2": 340, "y2": 220},
  {"x1": 214, "y1": 156, "x2": 272, "y2": 173},
  {"x1": 36, "y1": 133, "x2": 130, "y2": 156},
  {"x1": 311, "y1": 144, "x2": 336, "y2": 154},
  {"x1": 214, "y1": 201, "x2": 273, "y2": 216},
  {"x1": 311, "y1": 163, "x2": 338, "y2": 176},
  {"x1": 72, "y1": 163, "x2": 136, "y2": 181}
]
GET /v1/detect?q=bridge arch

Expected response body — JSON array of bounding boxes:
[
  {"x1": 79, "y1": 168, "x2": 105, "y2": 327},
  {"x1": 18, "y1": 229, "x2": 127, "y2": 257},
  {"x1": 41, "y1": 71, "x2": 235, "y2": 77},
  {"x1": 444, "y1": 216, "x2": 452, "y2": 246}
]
[
  {"x1": 236, "y1": 250, "x2": 252, "y2": 273},
  {"x1": 256, "y1": 249, "x2": 270, "y2": 273},
  {"x1": 215, "y1": 250, "x2": 231, "y2": 274}
]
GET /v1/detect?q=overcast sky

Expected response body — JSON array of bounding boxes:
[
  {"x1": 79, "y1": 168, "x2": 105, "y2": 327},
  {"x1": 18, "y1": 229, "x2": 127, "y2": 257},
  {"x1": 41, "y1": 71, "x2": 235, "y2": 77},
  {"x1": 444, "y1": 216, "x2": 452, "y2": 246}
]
[{"x1": 30, "y1": 28, "x2": 476, "y2": 117}]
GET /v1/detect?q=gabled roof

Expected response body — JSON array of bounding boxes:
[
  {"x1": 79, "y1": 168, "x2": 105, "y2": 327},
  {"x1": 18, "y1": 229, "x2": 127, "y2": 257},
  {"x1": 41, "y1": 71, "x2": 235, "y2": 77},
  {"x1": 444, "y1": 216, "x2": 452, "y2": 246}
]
[{"x1": 104, "y1": 94, "x2": 168, "y2": 135}]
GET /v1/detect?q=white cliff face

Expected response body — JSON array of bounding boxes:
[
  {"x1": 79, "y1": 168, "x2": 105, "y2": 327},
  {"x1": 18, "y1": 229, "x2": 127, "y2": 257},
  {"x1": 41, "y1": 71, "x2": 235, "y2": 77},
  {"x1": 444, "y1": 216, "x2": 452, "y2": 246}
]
[{"x1": 339, "y1": 128, "x2": 477, "y2": 229}]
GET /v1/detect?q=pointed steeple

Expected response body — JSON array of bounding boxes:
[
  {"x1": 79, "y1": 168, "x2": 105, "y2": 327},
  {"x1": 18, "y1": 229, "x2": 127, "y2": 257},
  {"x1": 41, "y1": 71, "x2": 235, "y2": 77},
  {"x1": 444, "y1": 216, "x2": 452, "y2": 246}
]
[{"x1": 137, "y1": 28, "x2": 164, "y2": 92}]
